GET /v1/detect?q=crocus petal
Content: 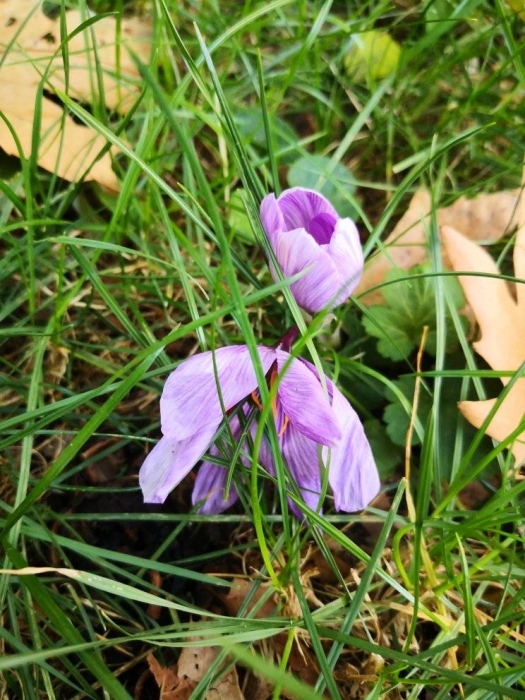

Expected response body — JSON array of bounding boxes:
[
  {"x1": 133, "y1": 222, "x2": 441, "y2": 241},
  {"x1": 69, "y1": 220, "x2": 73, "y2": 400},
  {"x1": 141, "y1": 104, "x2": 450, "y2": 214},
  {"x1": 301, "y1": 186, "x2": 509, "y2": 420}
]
[
  {"x1": 277, "y1": 187, "x2": 338, "y2": 231},
  {"x1": 253, "y1": 429, "x2": 275, "y2": 477},
  {"x1": 275, "y1": 349, "x2": 340, "y2": 446},
  {"x1": 328, "y1": 218, "x2": 364, "y2": 303},
  {"x1": 192, "y1": 461, "x2": 239, "y2": 515},
  {"x1": 260, "y1": 193, "x2": 285, "y2": 245},
  {"x1": 323, "y1": 385, "x2": 380, "y2": 512},
  {"x1": 139, "y1": 428, "x2": 217, "y2": 504},
  {"x1": 160, "y1": 345, "x2": 276, "y2": 441},
  {"x1": 192, "y1": 414, "x2": 249, "y2": 514},
  {"x1": 272, "y1": 226, "x2": 340, "y2": 313},
  {"x1": 308, "y1": 212, "x2": 337, "y2": 244},
  {"x1": 280, "y1": 422, "x2": 323, "y2": 515}
]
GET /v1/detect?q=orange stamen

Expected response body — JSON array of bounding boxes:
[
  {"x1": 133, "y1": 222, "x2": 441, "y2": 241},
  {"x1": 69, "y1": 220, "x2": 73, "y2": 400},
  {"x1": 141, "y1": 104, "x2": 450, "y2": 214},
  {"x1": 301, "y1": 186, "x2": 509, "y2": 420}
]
[
  {"x1": 250, "y1": 390, "x2": 264, "y2": 411},
  {"x1": 278, "y1": 415, "x2": 290, "y2": 437},
  {"x1": 251, "y1": 364, "x2": 291, "y2": 436}
]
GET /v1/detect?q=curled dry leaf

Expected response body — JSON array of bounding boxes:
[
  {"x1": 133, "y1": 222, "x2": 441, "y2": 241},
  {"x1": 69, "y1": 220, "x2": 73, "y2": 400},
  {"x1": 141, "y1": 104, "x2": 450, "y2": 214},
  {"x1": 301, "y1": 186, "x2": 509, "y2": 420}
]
[
  {"x1": 357, "y1": 188, "x2": 522, "y2": 305},
  {"x1": 0, "y1": 0, "x2": 151, "y2": 189},
  {"x1": 440, "y1": 179, "x2": 525, "y2": 465}
]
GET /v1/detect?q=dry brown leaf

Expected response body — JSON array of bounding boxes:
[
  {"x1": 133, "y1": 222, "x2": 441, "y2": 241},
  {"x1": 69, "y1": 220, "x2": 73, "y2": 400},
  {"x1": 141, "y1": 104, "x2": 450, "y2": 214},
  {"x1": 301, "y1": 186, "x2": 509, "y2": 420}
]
[
  {"x1": 356, "y1": 170, "x2": 525, "y2": 463},
  {"x1": 357, "y1": 189, "x2": 522, "y2": 305},
  {"x1": 147, "y1": 654, "x2": 182, "y2": 700},
  {"x1": 242, "y1": 671, "x2": 274, "y2": 700},
  {"x1": 177, "y1": 646, "x2": 244, "y2": 700},
  {"x1": 222, "y1": 578, "x2": 323, "y2": 697},
  {"x1": 147, "y1": 647, "x2": 244, "y2": 700},
  {"x1": 222, "y1": 577, "x2": 277, "y2": 619},
  {"x1": 0, "y1": 1, "x2": 151, "y2": 189},
  {"x1": 441, "y1": 210, "x2": 525, "y2": 465}
]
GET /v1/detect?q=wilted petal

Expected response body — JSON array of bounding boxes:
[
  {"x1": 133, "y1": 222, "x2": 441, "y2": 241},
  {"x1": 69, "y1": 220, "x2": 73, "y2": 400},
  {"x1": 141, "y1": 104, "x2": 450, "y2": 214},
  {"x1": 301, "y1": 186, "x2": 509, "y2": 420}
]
[
  {"x1": 272, "y1": 226, "x2": 340, "y2": 313},
  {"x1": 192, "y1": 460, "x2": 239, "y2": 515},
  {"x1": 161, "y1": 345, "x2": 276, "y2": 441},
  {"x1": 280, "y1": 422, "x2": 323, "y2": 515},
  {"x1": 275, "y1": 349, "x2": 340, "y2": 446},
  {"x1": 328, "y1": 218, "x2": 364, "y2": 303},
  {"x1": 139, "y1": 428, "x2": 216, "y2": 504},
  {"x1": 277, "y1": 187, "x2": 338, "y2": 231},
  {"x1": 324, "y1": 385, "x2": 379, "y2": 512},
  {"x1": 260, "y1": 193, "x2": 285, "y2": 245}
]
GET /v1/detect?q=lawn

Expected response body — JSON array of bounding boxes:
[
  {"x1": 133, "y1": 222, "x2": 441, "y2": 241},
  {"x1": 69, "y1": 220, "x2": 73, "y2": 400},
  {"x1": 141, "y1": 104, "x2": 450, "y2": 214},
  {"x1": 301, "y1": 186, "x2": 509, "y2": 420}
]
[{"x1": 1, "y1": 1, "x2": 524, "y2": 698}]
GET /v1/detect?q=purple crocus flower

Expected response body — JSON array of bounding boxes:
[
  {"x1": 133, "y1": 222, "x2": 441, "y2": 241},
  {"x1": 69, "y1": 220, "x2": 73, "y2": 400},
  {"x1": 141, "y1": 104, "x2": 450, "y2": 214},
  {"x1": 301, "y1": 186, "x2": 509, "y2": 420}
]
[
  {"x1": 139, "y1": 345, "x2": 379, "y2": 516},
  {"x1": 260, "y1": 187, "x2": 364, "y2": 314}
]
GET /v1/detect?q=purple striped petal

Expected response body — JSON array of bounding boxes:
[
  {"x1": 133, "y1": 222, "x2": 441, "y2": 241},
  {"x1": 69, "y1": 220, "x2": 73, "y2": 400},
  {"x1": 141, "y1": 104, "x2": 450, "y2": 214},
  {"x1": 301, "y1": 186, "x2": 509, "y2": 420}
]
[
  {"x1": 280, "y1": 421, "x2": 323, "y2": 515},
  {"x1": 308, "y1": 212, "x2": 337, "y2": 244},
  {"x1": 139, "y1": 428, "x2": 217, "y2": 504},
  {"x1": 253, "y1": 429, "x2": 275, "y2": 477},
  {"x1": 192, "y1": 460, "x2": 239, "y2": 515},
  {"x1": 191, "y1": 414, "x2": 249, "y2": 514},
  {"x1": 275, "y1": 349, "x2": 340, "y2": 446},
  {"x1": 323, "y1": 385, "x2": 379, "y2": 511},
  {"x1": 271, "y1": 227, "x2": 340, "y2": 313},
  {"x1": 260, "y1": 193, "x2": 285, "y2": 246},
  {"x1": 329, "y1": 218, "x2": 364, "y2": 303},
  {"x1": 277, "y1": 188, "x2": 339, "y2": 231},
  {"x1": 160, "y1": 346, "x2": 276, "y2": 441}
]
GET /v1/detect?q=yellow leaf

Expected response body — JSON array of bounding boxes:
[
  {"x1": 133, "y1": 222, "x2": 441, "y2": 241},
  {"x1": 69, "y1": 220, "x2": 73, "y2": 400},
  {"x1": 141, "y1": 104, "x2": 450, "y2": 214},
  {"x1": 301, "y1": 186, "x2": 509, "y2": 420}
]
[
  {"x1": 0, "y1": 1, "x2": 151, "y2": 189},
  {"x1": 459, "y1": 395, "x2": 525, "y2": 465},
  {"x1": 0, "y1": 76, "x2": 118, "y2": 190},
  {"x1": 506, "y1": 0, "x2": 525, "y2": 21},
  {"x1": 441, "y1": 225, "x2": 525, "y2": 376},
  {"x1": 440, "y1": 173, "x2": 525, "y2": 466},
  {"x1": 357, "y1": 188, "x2": 522, "y2": 306}
]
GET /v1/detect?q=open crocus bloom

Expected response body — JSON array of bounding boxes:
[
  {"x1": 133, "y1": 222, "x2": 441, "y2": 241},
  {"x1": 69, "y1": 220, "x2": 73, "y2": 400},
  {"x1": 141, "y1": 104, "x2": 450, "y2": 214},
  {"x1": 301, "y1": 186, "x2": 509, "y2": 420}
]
[
  {"x1": 260, "y1": 187, "x2": 364, "y2": 314},
  {"x1": 139, "y1": 345, "x2": 379, "y2": 515}
]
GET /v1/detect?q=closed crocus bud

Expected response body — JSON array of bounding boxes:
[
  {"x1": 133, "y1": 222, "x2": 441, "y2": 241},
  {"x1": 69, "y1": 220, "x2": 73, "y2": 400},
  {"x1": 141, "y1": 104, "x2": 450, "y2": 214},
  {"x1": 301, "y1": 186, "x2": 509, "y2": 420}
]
[{"x1": 260, "y1": 187, "x2": 364, "y2": 314}]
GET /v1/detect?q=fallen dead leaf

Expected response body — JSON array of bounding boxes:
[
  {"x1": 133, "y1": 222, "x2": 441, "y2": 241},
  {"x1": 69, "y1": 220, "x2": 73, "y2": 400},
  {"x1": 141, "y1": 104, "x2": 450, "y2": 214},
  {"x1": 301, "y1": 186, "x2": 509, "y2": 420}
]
[
  {"x1": 222, "y1": 577, "x2": 277, "y2": 620},
  {"x1": 242, "y1": 670, "x2": 274, "y2": 700},
  {"x1": 146, "y1": 570, "x2": 163, "y2": 621},
  {"x1": 147, "y1": 654, "x2": 182, "y2": 700},
  {"x1": 440, "y1": 176, "x2": 525, "y2": 465},
  {"x1": 222, "y1": 577, "x2": 323, "y2": 696},
  {"x1": 457, "y1": 478, "x2": 498, "y2": 509},
  {"x1": 357, "y1": 188, "x2": 522, "y2": 305},
  {"x1": 355, "y1": 165, "x2": 525, "y2": 462},
  {"x1": 177, "y1": 646, "x2": 244, "y2": 700},
  {"x1": 147, "y1": 646, "x2": 244, "y2": 700},
  {"x1": 0, "y1": 1, "x2": 151, "y2": 189}
]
